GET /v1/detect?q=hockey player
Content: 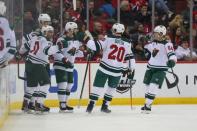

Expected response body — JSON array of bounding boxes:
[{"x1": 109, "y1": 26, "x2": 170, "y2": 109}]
[
  {"x1": 24, "y1": 32, "x2": 59, "y2": 114},
  {"x1": 86, "y1": 23, "x2": 135, "y2": 113},
  {"x1": 0, "y1": 1, "x2": 16, "y2": 68},
  {"x1": 53, "y1": 22, "x2": 82, "y2": 112},
  {"x1": 141, "y1": 25, "x2": 177, "y2": 113},
  {"x1": 19, "y1": 14, "x2": 52, "y2": 113},
  {"x1": 41, "y1": 25, "x2": 54, "y2": 42}
]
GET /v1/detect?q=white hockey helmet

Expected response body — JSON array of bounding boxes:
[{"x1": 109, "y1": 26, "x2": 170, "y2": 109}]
[
  {"x1": 41, "y1": 25, "x2": 54, "y2": 34},
  {"x1": 0, "y1": 1, "x2": 6, "y2": 15},
  {"x1": 38, "y1": 13, "x2": 51, "y2": 23},
  {"x1": 112, "y1": 23, "x2": 125, "y2": 34},
  {"x1": 153, "y1": 25, "x2": 167, "y2": 35},
  {"x1": 65, "y1": 22, "x2": 78, "y2": 32}
]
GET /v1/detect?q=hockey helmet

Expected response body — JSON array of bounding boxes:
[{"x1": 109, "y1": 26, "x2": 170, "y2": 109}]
[
  {"x1": 112, "y1": 23, "x2": 125, "y2": 34},
  {"x1": 0, "y1": 1, "x2": 6, "y2": 15},
  {"x1": 65, "y1": 22, "x2": 78, "y2": 32},
  {"x1": 38, "y1": 13, "x2": 51, "y2": 23},
  {"x1": 153, "y1": 25, "x2": 167, "y2": 36},
  {"x1": 41, "y1": 25, "x2": 54, "y2": 33}
]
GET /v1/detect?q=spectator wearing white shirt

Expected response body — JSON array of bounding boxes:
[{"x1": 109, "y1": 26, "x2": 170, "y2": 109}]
[{"x1": 175, "y1": 37, "x2": 197, "y2": 61}]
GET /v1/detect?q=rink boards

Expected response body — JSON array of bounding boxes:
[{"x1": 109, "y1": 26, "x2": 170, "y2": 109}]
[{"x1": 0, "y1": 62, "x2": 197, "y2": 126}]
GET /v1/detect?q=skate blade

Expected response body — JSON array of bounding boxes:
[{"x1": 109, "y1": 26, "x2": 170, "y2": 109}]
[
  {"x1": 141, "y1": 110, "x2": 151, "y2": 114},
  {"x1": 59, "y1": 110, "x2": 74, "y2": 113}
]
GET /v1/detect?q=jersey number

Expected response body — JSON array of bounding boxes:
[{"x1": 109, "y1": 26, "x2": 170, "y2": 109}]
[
  {"x1": 0, "y1": 27, "x2": 4, "y2": 51},
  {"x1": 108, "y1": 44, "x2": 125, "y2": 62},
  {"x1": 30, "y1": 41, "x2": 40, "y2": 55}
]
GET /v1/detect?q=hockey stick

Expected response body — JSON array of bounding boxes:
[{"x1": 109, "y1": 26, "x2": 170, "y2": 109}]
[
  {"x1": 169, "y1": 67, "x2": 180, "y2": 94},
  {"x1": 16, "y1": 40, "x2": 26, "y2": 81},
  {"x1": 165, "y1": 42, "x2": 181, "y2": 95},
  {"x1": 129, "y1": 82, "x2": 133, "y2": 110},
  {"x1": 77, "y1": 54, "x2": 90, "y2": 108},
  {"x1": 129, "y1": 79, "x2": 136, "y2": 110},
  {"x1": 17, "y1": 59, "x2": 26, "y2": 80},
  {"x1": 164, "y1": 44, "x2": 180, "y2": 94}
]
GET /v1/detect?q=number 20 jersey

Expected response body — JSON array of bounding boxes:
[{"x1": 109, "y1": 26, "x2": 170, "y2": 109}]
[{"x1": 87, "y1": 36, "x2": 134, "y2": 76}]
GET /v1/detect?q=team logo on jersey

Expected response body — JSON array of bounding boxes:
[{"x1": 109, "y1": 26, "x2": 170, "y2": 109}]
[
  {"x1": 152, "y1": 48, "x2": 159, "y2": 57},
  {"x1": 116, "y1": 75, "x2": 136, "y2": 94}
]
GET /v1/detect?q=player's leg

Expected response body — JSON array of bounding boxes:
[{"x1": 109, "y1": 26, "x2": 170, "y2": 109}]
[
  {"x1": 63, "y1": 71, "x2": 74, "y2": 112},
  {"x1": 54, "y1": 69, "x2": 69, "y2": 112},
  {"x1": 142, "y1": 70, "x2": 166, "y2": 113},
  {"x1": 23, "y1": 61, "x2": 38, "y2": 113},
  {"x1": 35, "y1": 64, "x2": 51, "y2": 113},
  {"x1": 100, "y1": 75, "x2": 121, "y2": 113},
  {"x1": 141, "y1": 69, "x2": 153, "y2": 113},
  {"x1": 86, "y1": 70, "x2": 108, "y2": 113}
]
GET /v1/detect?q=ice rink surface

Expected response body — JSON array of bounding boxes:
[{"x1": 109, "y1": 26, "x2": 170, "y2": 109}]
[{"x1": 2, "y1": 105, "x2": 197, "y2": 131}]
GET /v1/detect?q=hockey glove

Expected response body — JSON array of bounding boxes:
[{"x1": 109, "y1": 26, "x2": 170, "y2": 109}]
[
  {"x1": 166, "y1": 60, "x2": 175, "y2": 68},
  {"x1": 127, "y1": 70, "x2": 135, "y2": 80},
  {"x1": 62, "y1": 57, "x2": 73, "y2": 68},
  {"x1": 67, "y1": 47, "x2": 76, "y2": 56},
  {"x1": 15, "y1": 52, "x2": 22, "y2": 61},
  {"x1": 86, "y1": 47, "x2": 94, "y2": 60}
]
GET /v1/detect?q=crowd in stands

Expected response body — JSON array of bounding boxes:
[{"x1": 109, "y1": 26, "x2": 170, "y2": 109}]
[{"x1": 23, "y1": 0, "x2": 197, "y2": 61}]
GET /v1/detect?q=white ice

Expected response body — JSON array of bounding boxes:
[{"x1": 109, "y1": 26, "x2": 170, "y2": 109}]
[{"x1": 1, "y1": 105, "x2": 197, "y2": 131}]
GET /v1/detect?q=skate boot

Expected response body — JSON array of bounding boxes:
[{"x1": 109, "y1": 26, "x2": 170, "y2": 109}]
[
  {"x1": 86, "y1": 101, "x2": 94, "y2": 113},
  {"x1": 59, "y1": 102, "x2": 73, "y2": 113},
  {"x1": 26, "y1": 102, "x2": 35, "y2": 114},
  {"x1": 35, "y1": 102, "x2": 45, "y2": 114},
  {"x1": 41, "y1": 105, "x2": 50, "y2": 113},
  {"x1": 21, "y1": 99, "x2": 29, "y2": 113},
  {"x1": 141, "y1": 104, "x2": 151, "y2": 114},
  {"x1": 101, "y1": 101, "x2": 111, "y2": 113}
]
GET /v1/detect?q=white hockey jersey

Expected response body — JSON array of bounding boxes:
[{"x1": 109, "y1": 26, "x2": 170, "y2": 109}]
[
  {"x1": 87, "y1": 35, "x2": 135, "y2": 76},
  {"x1": 0, "y1": 17, "x2": 16, "y2": 64},
  {"x1": 19, "y1": 32, "x2": 38, "y2": 54},
  {"x1": 27, "y1": 35, "x2": 58, "y2": 65},
  {"x1": 53, "y1": 35, "x2": 82, "y2": 72},
  {"x1": 144, "y1": 41, "x2": 177, "y2": 70}
]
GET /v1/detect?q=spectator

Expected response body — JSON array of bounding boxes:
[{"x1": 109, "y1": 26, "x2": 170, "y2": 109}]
[
  {"x1": 175, "y1": 36, "x2": 197, "y2": 61},
  {"x1": 99, "y1": 0, "x2": 115, "y2": 18},
  {"x1": 169, "y1": 14, "x2": 184, "y2": 31},
  {"x1": 91, "y1": 21, "x2": 105, "y2": 40},
  {"x1": 148, "y1": 0, "x2": 173, "y2": 17},
  {"x1": 135, "y1": 4, "x2": 151, "y2": 27},
  {"x1": 119, "y1": 0, "x2": 135, "y2": 26},
  {"x1": 170, "y1": 27, "x2": 184, "y2": 49},
  {"x1": 23, "y1": 11, "x2": 37, "y2": 34}
]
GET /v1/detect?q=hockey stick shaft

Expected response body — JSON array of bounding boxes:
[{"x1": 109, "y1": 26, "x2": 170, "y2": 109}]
[
  {"x1": 17, "y1": 60, "x2": 26, "y2": 80},
  {"x1": 77, "y1": 56, "x2": 90, "y2": 108},
  {"x1": 129, "y1": 86, "x2": 133, "y2": 109},
  {"x1": 170, "y1": 67, "x2": 180, "y2": 94}
]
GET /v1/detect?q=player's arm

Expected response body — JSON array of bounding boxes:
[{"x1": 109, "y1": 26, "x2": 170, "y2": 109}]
[
  {"x1": 165, "y1": 42, "x2": 177, "y2": 68},
  {"x1": 2, "y1": 28, "x2": 16, "y2": 62},
  {"x1": 123, "y1": 44, "x2": 136, "y2": 79}
]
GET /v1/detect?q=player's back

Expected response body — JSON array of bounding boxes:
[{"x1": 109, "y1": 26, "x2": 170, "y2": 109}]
[
  {"x1": 27, "y1": 35, "x2": 51, "y2": 65},
  {"x1": 0, "y1": 17, "x2": 10, "y2": 56},
  {"x1": 99, "y1": 36, "x2": 132, "y2": 76}
]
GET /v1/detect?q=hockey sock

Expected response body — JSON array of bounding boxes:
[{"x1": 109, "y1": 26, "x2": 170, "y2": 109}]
[
  {"x1": 24, "y1": 86, "x2": 36, "y2": 103},
  {"x1": 31, "y1": 88, "x2": 39, "y2": 105},
  {"x1": 65, "y1": 83, "x2": 73, "y2": 103},
  {"x1": 57, "y1": 82, "x2": 67, "y2": 103},
  {"x1": 37, "y1": 84, "x2": 49, "y2": 105},
  {"x1": 145, "y1": 83, "x2": 159, "y2": 107},
  {"x1": 89, "y1": 86, "x2": 103, "y2": 102},
  {"x1": 103, "y1": 87, "x2": 116, "y2": 105}
]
